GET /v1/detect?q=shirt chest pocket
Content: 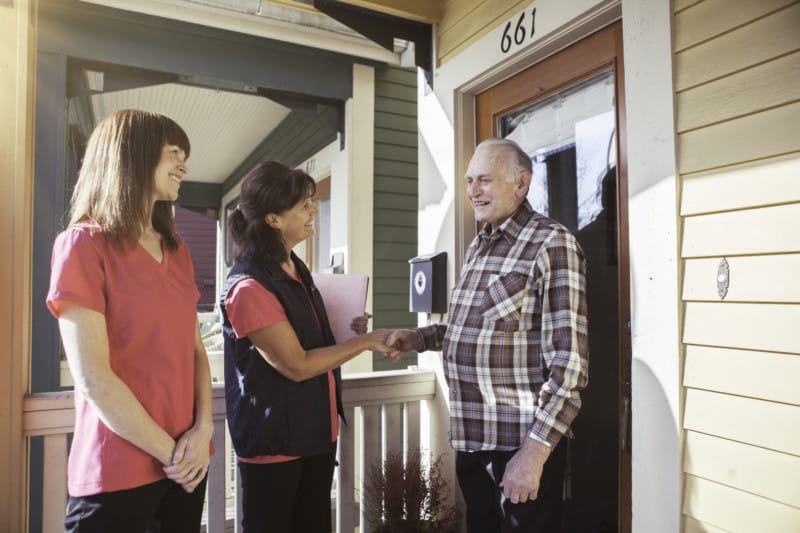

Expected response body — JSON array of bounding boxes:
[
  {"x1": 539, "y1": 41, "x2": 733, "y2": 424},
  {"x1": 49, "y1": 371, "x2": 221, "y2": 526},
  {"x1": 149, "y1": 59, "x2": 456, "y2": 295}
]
[{"x1": 479, "y1": 272, "x2": 527, "y2": 331}]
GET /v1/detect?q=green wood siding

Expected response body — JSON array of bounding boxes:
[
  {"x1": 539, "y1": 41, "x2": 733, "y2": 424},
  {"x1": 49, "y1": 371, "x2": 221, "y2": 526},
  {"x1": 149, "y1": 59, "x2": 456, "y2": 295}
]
[
  {"x1": 374, "y1": 176, "x2": 417, "y2": 194},
  {"x1": 222, "y1": 110, "x2": 338, "y2": 194},
  {"x1": 375, "y1": 129, "x2": 417, "y2": 147},
  {"x1": 372, "y1": 65, "x2": 419, "y2": 370}
]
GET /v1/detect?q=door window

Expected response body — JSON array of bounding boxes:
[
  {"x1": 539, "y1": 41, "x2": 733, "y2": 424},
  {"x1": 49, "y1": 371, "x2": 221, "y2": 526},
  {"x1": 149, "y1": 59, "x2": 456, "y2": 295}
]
[{"x1": 499, "y1": 69, "x2": 616, "y2": 233}]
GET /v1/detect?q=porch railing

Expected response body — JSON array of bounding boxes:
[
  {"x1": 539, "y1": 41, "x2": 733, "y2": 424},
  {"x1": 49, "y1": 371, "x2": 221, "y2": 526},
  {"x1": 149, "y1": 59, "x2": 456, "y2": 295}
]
[{"x1": 22, "y1": 368, "x2": 437, "y2": 532}]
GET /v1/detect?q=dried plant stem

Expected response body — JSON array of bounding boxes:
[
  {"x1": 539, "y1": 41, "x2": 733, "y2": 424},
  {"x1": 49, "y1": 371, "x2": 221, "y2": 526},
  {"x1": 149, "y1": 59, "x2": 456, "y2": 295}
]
[{"x1": 364, "y1": 449, "x2": 458, "y2": 533}]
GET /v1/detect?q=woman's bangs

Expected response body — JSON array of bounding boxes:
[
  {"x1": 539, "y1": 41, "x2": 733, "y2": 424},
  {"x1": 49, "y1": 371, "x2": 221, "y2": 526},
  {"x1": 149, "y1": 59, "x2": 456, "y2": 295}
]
[{"x1": 162, "y1": 118, "x2": 191, "y2": 157}]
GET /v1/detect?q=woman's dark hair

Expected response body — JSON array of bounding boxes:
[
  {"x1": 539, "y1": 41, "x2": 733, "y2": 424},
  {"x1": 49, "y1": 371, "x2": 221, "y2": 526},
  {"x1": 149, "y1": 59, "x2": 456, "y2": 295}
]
[
  {"x1": 69, "y1": 109, "x2": 190, "y2": 251},
  {"x1": 228, "y1": 160, "x2": 316, "y2": 263}
]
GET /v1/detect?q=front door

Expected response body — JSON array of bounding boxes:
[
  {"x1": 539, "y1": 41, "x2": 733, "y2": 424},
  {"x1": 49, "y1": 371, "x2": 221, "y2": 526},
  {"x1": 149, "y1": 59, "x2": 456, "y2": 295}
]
[{"x1": 476, "y1": 21, "x2": 631, "y2": 533}]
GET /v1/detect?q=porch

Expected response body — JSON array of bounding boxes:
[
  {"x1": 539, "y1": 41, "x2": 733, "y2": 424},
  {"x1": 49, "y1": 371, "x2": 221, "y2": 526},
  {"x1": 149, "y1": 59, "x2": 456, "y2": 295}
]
[{"x1": 22, "y1": 368, "x2": 442, "y2": 532}]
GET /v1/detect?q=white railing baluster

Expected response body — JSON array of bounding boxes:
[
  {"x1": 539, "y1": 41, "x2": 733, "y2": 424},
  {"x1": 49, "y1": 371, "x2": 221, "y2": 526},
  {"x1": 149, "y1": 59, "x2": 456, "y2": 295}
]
[
  {"x1": 383, "y1": 403, "x2": 403, "y2": 460},
  {"x1": 405, "y1": 400, "x2": 420, "y2": 458},
  {"x1": 360, "y1": 404, "x2": 381, "y2": 532},
  {"x1": 235, "y1": 465, "x2": 243, "y2": 533},
  {"x1": 42, "y1": 433, "x2": 68, "y2": 533},
  {"x1": 337, "y1": 405, "x2": 356, "y2": 533},
  {"x1": 206, "y1": 393, "x2": 228, "y2": 533}
]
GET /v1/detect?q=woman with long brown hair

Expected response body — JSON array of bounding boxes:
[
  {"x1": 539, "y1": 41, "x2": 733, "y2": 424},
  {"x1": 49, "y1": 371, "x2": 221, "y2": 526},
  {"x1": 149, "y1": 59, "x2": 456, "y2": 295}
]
[{"x1": 47, "y1": 109, "x2": 213, "y2": 532}]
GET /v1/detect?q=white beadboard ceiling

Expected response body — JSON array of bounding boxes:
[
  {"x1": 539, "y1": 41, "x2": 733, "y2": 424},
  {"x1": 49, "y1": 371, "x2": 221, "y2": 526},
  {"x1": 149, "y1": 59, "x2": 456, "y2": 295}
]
[{"x1": 91, "y1": 83, "x2": 291, "y2": 183}]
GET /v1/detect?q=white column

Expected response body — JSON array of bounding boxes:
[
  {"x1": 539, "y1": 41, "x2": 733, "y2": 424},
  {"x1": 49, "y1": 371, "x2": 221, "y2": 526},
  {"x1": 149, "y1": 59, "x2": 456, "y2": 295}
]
[
  {"x1": 340, "y1": 63, "x2": 375, "y2": 375},
  {"x1": 621, "y1": 0, "x2": 682, "y2": 531}
]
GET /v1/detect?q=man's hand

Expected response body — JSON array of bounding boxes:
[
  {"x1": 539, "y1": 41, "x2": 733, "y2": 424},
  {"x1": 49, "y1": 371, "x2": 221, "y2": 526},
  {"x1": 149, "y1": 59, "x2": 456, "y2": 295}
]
[
  {"x1": 349, "y1": 313, "x2": 372, "y2": 335},
  {"x1": 500, "y1": 436, "x2": 552, "y2": 504},
  {"x1": 163, "y1": 423, "x2": 212, "y2": 493},
  {"x1": 383, "y1": 329, "x2": 422, "y2": 362}
]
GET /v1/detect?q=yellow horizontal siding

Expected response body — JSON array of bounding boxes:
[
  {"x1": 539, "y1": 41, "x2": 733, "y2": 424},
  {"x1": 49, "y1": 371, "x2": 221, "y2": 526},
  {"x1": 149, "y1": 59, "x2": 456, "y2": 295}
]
[
  {"x1": 684, "y1": 431, "x2": 800, "y2": 508},
  {"x1": 341, "y1": 0, "x2": 441, "y2": 23},
  {"x1": 674, "y1": 2, "x2": 800, "y2": 91},
  {"x1": 673, "y1": 0, "x2": 796, "y2": 53},
  {"x1": 683, "y1": 475, "x2": 800, "y2": 532},
  {"x1": 681, "y1": 153, "x2": 800, "y2": 215},
  {"x1": 437, "y1": 0, "x2": 527, "y2": 65},
  {"x1": 683, "y1": 516, "x2": 727, "y2": 533},
  {"x1": 676, "y1": 51, "x2": 800, "y2": 133},
  {"x1": 683, "y1": 302, "x2": 800, "y2": 355},
  {"x1": 682, "y1": 254, "x2": 800, "y2": 303},
  {"x1": 683, "y1": 388, "x2": 800, "y2": 455},
  {"x1": 678, "y1": 101, "x2": 800, "y2": 174},
  {"x1": 675, "y1": 0, "x2": 800, "y2": 528},
  {"x1": 673, "y1": 0, "x2": 703, "y2": 13},
  {"x1": 683, "y1": 345, "x2": 800, "y2": 405},
  {"x1": 681, "y1": 203, "x2": 800, "y2": 257}
]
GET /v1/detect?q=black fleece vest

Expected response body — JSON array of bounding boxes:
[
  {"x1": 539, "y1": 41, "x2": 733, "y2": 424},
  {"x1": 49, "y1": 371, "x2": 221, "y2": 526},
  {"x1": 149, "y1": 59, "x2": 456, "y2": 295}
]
[{"x1": 219, "y1": 245, "x2": 343, "y2": 458}]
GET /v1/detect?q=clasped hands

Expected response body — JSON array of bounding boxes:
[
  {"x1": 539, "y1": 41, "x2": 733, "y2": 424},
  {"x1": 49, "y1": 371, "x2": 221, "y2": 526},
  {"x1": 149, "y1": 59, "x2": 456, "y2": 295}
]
[
  {"x1": 162, "y1": 423, "x2": 212, "y2": 493},
  {"x1": 350, "y1": 315, "x2": 420, "y2": 362}
]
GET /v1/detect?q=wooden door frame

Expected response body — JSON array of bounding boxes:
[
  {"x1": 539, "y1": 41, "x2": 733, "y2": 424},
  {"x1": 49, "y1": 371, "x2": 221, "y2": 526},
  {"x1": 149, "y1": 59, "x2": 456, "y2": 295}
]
[{"x1": 474, "y1": 21, "x2": 632, "y2": 532}]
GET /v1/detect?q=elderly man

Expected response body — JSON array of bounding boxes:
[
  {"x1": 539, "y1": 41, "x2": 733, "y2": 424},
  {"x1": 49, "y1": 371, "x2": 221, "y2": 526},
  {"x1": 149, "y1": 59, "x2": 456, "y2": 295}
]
[{"x1": 386, "y1": 137, "x2": 589, "y2": 532}]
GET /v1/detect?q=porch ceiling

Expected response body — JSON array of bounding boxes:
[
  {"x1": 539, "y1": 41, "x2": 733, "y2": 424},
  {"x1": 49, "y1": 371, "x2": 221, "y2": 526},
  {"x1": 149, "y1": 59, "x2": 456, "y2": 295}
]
[
  {"x1": 69, "y1": 0, "x2": 429, "y2": 201},
  {"x1": 88, "y1": 83, "x2": 291, "y2": 184}
]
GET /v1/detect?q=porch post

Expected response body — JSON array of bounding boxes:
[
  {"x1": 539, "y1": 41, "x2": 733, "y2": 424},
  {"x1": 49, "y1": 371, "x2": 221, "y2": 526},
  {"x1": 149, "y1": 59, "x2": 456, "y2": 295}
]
[
  {"x1": 0, "y1": 0, "x2": 37, "y2": 530},
  {"x1": 340, "y1": 62, "x2": 375, "y2": 374},
  {"x1": 621, "y1": 0, "x2": 682, "y2": 531}
]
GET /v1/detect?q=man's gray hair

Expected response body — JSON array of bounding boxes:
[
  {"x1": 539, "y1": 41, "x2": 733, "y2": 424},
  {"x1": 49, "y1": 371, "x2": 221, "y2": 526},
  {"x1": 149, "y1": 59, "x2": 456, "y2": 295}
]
[{"x1": 476, "y1": 138, "x2": 532, "y2": 183}]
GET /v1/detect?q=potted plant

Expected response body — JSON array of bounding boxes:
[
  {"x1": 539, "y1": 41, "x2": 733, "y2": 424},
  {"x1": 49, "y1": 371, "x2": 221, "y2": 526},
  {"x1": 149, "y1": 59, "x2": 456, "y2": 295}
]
[{"x1": 363, "y1": 449, "x2": 458, "y2": 533}]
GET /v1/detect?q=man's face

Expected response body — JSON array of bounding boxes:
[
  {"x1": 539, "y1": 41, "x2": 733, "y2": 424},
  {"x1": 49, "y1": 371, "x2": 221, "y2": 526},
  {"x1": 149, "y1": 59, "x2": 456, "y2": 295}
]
[{"x1": 464, "y1": 146, "x2": 528, "y2": 230}]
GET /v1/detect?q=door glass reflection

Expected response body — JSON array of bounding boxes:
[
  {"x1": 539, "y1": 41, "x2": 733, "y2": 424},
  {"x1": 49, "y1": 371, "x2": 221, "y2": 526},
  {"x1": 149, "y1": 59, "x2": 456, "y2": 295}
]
[{"x1": 499, "y1": 69, "x2": 616, "y2": 233}]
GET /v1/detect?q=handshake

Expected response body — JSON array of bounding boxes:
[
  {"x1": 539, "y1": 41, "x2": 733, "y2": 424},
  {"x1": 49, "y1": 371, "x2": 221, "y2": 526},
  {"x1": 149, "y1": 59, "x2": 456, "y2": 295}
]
[
  {"x1": 379, "y1": 329, "x2": 421, "y2": 363},
  {"x1": 350, "y1": 315, "x2": 422, "y2": 363}
]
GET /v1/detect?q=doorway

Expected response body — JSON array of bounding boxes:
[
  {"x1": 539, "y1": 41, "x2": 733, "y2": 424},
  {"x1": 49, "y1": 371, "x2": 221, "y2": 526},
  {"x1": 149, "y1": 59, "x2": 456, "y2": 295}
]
[{"x1": 476, "y1": 22, "x2": 631, "y2": 533}]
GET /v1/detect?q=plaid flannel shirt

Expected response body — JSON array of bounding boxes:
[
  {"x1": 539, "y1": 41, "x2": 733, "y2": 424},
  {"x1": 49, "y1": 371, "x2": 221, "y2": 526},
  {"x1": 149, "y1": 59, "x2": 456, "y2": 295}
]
[{"x1": 418, "y1": 200, "x2": 588, "y2": 451}]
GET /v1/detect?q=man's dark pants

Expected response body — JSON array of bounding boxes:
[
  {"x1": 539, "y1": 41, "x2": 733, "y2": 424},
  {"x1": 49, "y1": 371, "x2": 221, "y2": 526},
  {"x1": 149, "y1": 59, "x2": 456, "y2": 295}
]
[{"x1": 456, "y1": 439, "x2": 567, "y2": 532}]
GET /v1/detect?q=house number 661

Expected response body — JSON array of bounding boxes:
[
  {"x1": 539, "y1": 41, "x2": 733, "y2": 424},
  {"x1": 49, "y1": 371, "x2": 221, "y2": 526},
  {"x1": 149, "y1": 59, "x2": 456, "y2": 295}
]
[{"x1": 500, "y1": 8, "x2": 536, "y2": 54}]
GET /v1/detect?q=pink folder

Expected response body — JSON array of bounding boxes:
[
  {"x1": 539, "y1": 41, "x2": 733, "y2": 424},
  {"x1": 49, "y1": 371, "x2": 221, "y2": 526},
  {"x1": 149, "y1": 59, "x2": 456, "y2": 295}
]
[{"x1": 311, "y1": 273, "x2": 369, "y2": 343}]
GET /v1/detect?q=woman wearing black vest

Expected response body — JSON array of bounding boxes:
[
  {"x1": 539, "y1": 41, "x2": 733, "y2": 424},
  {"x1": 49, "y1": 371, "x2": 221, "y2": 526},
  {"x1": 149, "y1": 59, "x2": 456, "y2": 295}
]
[{"x1": 220, "y1": 161, "x2": 392, "y2": 533}]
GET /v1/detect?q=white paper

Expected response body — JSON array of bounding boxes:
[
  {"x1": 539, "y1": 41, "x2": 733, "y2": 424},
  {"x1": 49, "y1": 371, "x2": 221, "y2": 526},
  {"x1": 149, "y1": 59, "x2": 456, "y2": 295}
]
[{"x1": 311, "y1": 273, "x2": 369, "y2": 343}]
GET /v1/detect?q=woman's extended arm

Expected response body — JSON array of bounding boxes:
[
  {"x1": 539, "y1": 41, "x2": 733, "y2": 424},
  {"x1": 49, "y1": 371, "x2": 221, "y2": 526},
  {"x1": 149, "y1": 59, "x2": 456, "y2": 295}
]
[
  {"x1": 248, "y1": 323, "x2": 391, "y2": 382},
  {"x1": 58, "y1": 303, "x2": 176, "y2": 466}
]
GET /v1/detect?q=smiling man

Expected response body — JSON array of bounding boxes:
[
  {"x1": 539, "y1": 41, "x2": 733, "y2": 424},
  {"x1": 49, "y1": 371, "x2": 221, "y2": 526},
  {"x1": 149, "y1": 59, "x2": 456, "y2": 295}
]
[{"x1": 386, "y1": 138, "x2": 589, "y2": 532}]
